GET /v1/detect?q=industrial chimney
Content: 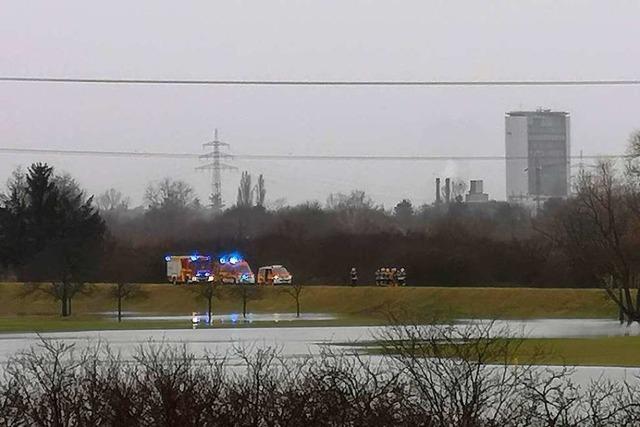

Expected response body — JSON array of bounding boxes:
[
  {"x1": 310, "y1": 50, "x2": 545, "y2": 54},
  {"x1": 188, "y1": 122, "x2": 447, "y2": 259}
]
[
  {"x1": 435, "y1": 178, "x2": 441, "y2": 204},
  {"x1": 444, "y1": 178, "x2": 451, "y2": 203}
]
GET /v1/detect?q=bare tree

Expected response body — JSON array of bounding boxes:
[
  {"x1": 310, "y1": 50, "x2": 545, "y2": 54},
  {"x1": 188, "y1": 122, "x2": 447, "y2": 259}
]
[
  {"x1": 0, "y1": 167, "x2": 27, "y2": 204},
  {"x1": 145, "y1": 178, "x2": 196, "y2": 211},
  {"x1": 40, "y1": 281, "x2": 89, "y2": 317},
  {"x1": 326, "y1": 189, "x2": 376, "y2": 210},
  {"x1": 625, "y1": 130, "x2": 640, "y2": 177},
  {"x1": 102, "y1": 242, "x2": 146, "y2": 322},
  {"x1": 268, "y1": 197, "x2": 287, "y2": 210},
  {"x1": 96, "y1": 188, "x2": 130, "y2": 212},
  {"x1": 380, "y1": 321, "x2": 540, "y2": 426},
  {"x1": 110, "y1": 282, "x2": 146, "y2": 322},
  {"x1": 325, "y1": 189, "x2": 389, "y2": 233},
  {"x1": 282, "y1": 282, "x2": 303, "y2": 318},
  {"x1": 191, "y1": 281, "x2": 222, "y2": 324},
  {"x1": 536, "y1": 160, "x2": 640, "y2": 323},
  {"x1": 232, "y1": 283, "x2": 263, "y2": 319}
]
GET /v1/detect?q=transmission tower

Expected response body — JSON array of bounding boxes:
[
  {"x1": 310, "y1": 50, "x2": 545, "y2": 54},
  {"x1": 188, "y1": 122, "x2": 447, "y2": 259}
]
[{"x1": 196, "y1": 129, "x2": 236, "y2": 212}]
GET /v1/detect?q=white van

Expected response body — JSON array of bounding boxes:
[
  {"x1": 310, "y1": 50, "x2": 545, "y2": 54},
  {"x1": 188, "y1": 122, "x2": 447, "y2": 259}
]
[{"x1": 257, "y1": 265, "x2": 293, "y2": 285}]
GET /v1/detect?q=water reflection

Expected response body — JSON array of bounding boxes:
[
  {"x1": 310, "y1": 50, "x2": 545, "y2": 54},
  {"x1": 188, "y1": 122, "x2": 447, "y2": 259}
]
[
  {"x1": 98, "y1": 311, "x2": 337, "y2": 323},
  {"x1": 1, "y1": 318, "x2": 639, "y2": 382}
]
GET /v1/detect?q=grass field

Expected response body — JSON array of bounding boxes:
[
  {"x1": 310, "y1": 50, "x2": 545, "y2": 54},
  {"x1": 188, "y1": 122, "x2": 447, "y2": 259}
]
[
  {"x1": 511, "y1": 337, "x2": 640, "y2": 367},
  {"x1": 0, "y1": 283, "x2": 617, "y2": 323},
  {"x1": 361, "y1": 336, "x2": 640, "y2": 368}
]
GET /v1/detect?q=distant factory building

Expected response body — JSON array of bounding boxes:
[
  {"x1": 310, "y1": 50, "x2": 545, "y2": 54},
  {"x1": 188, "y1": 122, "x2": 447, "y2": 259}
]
[
  {"x1": 434, "y1": 178, "x2": 490, "y2": 204},
  {"x1": 465, "y1": 180, "x2": 489, "y2": 203},
  {"x1": 505, "y1": 109, "x2": 571, "y2": 208}
]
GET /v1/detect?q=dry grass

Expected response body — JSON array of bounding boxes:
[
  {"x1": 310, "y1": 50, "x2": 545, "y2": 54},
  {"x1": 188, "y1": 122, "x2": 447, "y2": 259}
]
[{"x1": 0, "y1": 283, "x2": 617, "y2": 321}]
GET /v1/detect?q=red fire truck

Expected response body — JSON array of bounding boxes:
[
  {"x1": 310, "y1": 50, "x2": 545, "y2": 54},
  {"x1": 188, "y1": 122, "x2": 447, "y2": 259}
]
[
  {"x1": 165, "y1": 255, "x2": 214, "y2": 284},
  {"x1": 215, "y1": 252, "x2": 255, "y2": 284}
]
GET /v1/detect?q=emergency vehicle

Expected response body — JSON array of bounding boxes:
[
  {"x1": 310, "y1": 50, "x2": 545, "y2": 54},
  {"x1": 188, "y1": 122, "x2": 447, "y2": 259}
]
[
  {"x1": 165, "y1": 255, "x2": 214, "y2": 284},
  {"x1": 257, "y1": 265, "x2": 293, "y2": 285},
  {"x1": 216, "y1": 253, "x2": 255, "y2": 284}
]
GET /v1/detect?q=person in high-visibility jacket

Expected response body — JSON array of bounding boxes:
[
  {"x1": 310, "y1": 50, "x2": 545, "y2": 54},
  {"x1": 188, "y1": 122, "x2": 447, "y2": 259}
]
[
  {"x1": 379, "y1": 268, "x2": 387, "y2": 286},
  {"x1": 350, "y1": 267, "x2": 358, "y2": 286},
  {"x1": 397, "y1": 268, "x2": 407, "y2": 286}
]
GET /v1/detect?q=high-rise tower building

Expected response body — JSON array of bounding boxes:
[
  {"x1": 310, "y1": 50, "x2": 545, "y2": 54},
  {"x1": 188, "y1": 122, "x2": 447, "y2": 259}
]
[{"x1": 505, "y1": 109, "x2": 570, "y2": 208}]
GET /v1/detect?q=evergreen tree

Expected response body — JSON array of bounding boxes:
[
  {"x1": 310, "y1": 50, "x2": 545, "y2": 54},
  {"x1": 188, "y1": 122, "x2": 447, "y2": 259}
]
[{"x1": 0, "y1": 163, "x2": 105, "y2": 316}]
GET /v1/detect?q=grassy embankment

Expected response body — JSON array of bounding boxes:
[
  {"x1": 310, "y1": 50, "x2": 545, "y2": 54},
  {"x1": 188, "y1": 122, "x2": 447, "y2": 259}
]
[
  {"x1": 0, "y1": 283, "x2": 617, "y2": 332},
  {"x1": 1, "y1": 283, "x2": 637, "y2": 367}
]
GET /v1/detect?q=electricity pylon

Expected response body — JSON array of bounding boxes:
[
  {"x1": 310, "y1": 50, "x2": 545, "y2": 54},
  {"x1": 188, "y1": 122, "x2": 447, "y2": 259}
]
[{"x1": 197, "y1": 129, "x2": 237, "y2": 212}]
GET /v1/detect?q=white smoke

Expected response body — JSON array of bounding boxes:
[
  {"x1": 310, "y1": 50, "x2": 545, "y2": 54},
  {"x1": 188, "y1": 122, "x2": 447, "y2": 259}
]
[{"x1": 442, "y1": 160, "x2": 458, "y2": 180}]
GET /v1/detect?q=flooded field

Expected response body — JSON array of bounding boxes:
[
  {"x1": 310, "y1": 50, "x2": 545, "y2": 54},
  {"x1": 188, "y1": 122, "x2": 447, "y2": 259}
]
[
  {"x1": 1, "y1": 318, "x2": 639, "y2": 384},
  {"x1": 2, "y1": 318, "x2": 638, "y2": 360},
  {"x1": 0, "y1": 325, "x2": 379, "y2": 362}
]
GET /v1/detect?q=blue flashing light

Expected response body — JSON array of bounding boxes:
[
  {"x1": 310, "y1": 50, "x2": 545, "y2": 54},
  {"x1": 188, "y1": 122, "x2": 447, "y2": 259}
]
[
  {"x1": 218, "y1": 251, "x2": 244, "y2": 265},
  {"x1": 190, "y1": 255, "x2": 198, "y2": 261},
  {"x1": 164, "y1": 256, "x2": 172, "y2": 262}
]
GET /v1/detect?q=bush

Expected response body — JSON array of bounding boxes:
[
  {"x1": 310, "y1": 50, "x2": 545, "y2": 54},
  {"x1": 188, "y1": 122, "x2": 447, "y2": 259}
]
[{"x1": 1, "y1": 324, "x2": 638, "y2": 426}]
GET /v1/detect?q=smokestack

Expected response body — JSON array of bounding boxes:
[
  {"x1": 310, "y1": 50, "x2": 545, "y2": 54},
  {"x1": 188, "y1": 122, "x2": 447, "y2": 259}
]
[
  {"x1": 445, "y1": 178, "x2": 451, "y2": 203},
  {"x1": 435, "y1": 178, "x2": 441, "y2": 204}
]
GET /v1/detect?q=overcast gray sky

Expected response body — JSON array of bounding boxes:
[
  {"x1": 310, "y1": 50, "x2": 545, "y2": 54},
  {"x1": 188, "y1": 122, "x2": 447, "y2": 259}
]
[{"x1": 1, "y1": 0, "x2": 639, "y2": 208}]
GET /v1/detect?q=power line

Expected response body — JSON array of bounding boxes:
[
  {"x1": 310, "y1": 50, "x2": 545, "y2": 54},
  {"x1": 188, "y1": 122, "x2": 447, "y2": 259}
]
[
  {"x1": 0, "y1": 146, "x2": 629, "y2": 161},
  {"x1": 2, "y1": 76, "x2": 640, "y2": 86},
  {"x1": 0, "y1": 147, "x2": 197, "y2": 158},
  {"x1": 233, "y1": 154, "x2": 627, "y2": 161}
]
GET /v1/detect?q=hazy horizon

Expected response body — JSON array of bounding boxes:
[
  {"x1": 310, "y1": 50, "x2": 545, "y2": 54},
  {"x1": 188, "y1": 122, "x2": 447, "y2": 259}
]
[{"x1": 1, "y1": 0, "x2": 639, "y2": 208}]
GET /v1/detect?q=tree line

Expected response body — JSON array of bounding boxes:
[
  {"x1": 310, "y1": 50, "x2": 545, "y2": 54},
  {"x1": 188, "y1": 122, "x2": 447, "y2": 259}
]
[
  {"x1": 96, "y1": 178, "x2": 588, "y2": 288},
  {"x1": 0, "y1": 162, "x2": 616, "y2": 290},
  {"x1": 2, "y1": 131, "x2": 640, "y2": 321}
]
